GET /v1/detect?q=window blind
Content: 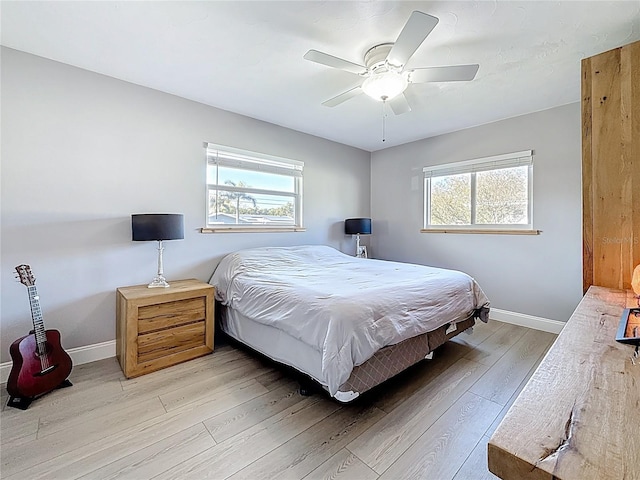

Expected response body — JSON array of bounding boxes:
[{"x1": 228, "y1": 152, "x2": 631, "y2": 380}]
[
  {"x1": 205, "y1": 143, "x2": 303, "y2": 178},
  {"x1": 423, "y1": 150, "x2": 533, "y2": 179}
]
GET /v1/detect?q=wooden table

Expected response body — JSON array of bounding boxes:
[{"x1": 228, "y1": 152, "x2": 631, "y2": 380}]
[{"x1": 488, "y1": 286, "x2": 640, "y2": 480}]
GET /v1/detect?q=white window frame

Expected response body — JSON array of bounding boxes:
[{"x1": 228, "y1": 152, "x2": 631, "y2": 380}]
[
  {"x1": 422, "y1": 150, "x2": 534, "y2": 232},
  {"x1": 202, "y1": 142, "x2": 304, "y2": 233}
]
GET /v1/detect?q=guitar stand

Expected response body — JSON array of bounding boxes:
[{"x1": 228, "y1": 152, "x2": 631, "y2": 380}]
[{"x1": 7, "y1": 379, "x2": 73, "y2": 411}]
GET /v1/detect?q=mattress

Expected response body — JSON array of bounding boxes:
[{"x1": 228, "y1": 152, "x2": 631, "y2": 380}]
[{"x1": 211, "y1": 245, "x2": 489, "y2": 396}]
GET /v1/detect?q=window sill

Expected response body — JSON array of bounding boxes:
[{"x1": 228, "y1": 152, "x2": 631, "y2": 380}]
[
  {"x1": 201, "y1": 226, "x2": 306, "y2": 234},
  {"x1": 420, "y1": 228, "x2": 541, "y2": 235}
]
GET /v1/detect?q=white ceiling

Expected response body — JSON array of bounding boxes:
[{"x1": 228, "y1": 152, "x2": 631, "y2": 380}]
[{"x1": 2, "y1": 1, "x2": 639, "y2": 152}]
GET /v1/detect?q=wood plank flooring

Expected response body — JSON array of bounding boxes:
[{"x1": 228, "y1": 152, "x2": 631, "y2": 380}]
[{"x1": 0, "y1": 320, "x2": 556, "y2": 479}]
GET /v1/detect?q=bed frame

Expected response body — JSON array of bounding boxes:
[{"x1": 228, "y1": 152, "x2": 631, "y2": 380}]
[
  {"x1": 332, "y1": 316, "x2": 476, "y2": 401},
  {"x1": 218, "y1": 304, "x2": 476, "y2": 402}
]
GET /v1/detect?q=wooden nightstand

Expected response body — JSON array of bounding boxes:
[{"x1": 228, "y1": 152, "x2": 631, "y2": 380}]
[{"x1": 116, "y1": 279, "x2": 214, "y2": 378}]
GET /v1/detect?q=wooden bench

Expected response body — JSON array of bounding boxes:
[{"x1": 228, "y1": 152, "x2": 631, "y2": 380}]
[{"x1": 488, "y1": 286, "x2": 640, "y2": 480}]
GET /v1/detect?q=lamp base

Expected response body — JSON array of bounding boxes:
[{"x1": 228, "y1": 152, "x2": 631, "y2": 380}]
[
  {"x1": 148, "y1": 240, "x2": 170, "y2": 288},
  {"x1": 148, "y1": 275, "x2": 170, "y2": 288}
]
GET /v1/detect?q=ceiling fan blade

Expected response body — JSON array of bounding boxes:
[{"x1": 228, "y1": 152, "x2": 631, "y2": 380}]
[
  {"x1": 389, "y1": 93, "x2": 411, "y2": 115},
  {"x1": 387, "y1": 11, "x2": 439, "y2": 68},
  {"x1": 304, "y1": 50, "x2": 367, "y2": 75},
  {"x1": 322, "y1": 86, "x2": 363, "y2": 107},
  {"x1": 409, "y1": 64, "x2": 480, "y2": 83}
]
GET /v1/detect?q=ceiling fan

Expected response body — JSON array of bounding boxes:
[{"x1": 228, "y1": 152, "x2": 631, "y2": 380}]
[{"x1": 304, "y1": 11, "x2": 479, "y2": 115}]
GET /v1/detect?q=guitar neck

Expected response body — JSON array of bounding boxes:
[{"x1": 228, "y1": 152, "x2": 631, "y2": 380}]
[{"x1": 27, "y1": 285, "x2": 47, "y2": 346}]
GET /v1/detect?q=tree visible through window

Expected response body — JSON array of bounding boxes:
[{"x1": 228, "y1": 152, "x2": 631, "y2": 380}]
[
  {"x1": 430, "y1": 174, "x2": 471, "y2": 225},
  {"x1": 424, "y1": 151, "x2": 533, "y2": 229},
  {"x1": 476, "y1": 167, "x2": 528, "y2": 224},
  {"x1": 205, "y1": 144, "x2": 303, "y2": 229}
]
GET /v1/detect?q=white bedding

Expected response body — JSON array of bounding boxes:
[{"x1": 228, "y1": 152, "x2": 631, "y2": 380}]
[{"x1": 211, "y1": 245, "x2": 489, "y2": 395}]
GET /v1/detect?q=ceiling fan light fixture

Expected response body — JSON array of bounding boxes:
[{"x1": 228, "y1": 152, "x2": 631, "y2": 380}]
[{"x1": 361, "y1": 72, "x2": 408, "y2": 101}]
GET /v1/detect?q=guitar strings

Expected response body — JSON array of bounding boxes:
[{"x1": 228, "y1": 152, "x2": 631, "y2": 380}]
[{"x1": 28, "y1": 285, "x2": 50, "y2": 371}]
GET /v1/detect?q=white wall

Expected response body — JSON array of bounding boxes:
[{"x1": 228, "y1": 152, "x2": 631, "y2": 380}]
[
  {"x1": 371, "y1": 103, "x2": 583, "y2": 322},
  {"x1": 0, "y1": 48, "x2": 371, "y2": 362}
]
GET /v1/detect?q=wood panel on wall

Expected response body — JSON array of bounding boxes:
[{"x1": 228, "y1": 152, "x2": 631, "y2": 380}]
[{"x1": 582, "y1": 40, "x2": 640, "y2": 293}]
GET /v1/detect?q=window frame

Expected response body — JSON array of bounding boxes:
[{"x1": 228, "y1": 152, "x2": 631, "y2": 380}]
[
  {"x1": 422, "y1": 150, "x2": 534, "y2": 232},
  {"x1": 202, "y1": 143, "x2": 304, "y2": 233}
]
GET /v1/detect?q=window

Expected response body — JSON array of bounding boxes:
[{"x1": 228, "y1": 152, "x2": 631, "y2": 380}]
[
  {"x1": 423, "y1": 150, "x2": 533, "y2": 231},
  {"x1": 204, "y1": 143, "x2": 304, "y2": 231}
]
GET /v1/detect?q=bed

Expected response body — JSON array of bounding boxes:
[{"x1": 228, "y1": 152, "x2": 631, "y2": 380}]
[{"x1": 210, "y1": 245, "x2": 489, "y2": 402}]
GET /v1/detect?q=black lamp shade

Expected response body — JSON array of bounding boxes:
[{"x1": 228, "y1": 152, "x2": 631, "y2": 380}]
[
  {"x1": 132, "y1": 214, "x2": 184, "y2": 241},
  {"x1": 345, "y1": 218, "x2": 372, "y2": 235}
]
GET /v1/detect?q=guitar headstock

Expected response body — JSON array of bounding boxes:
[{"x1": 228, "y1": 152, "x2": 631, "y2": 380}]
[{"x1": 15, "y1": 264, "x2": 36, "y2": 287}]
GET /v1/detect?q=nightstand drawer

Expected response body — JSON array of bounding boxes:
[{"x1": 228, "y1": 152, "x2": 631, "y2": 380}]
[
  {"x1": 138, "y1": 297, "x2": 206, "y2": 334},
  {"x1": 138, "y1": 320, "x2": 206, "y2": 362}
]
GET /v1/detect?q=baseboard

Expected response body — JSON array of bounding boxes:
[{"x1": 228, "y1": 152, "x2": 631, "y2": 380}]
[
  {"x1": 0, "y1": 308, "x2": 563, "y2": 384},
  {"x1": 490, "y1": 308, "x2": 565, "y2": 334},
  {"x1": 0, "y1": 340, "x2": 116, "y2": 385}
]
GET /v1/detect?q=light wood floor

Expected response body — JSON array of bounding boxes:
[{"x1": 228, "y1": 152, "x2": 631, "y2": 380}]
[{"x1": 0, "y1": 320, "x2": 556, "y2": 480}]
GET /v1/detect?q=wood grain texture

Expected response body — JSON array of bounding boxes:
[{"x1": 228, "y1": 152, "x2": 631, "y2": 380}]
[
  {"x1": 488, "y1": 287, "x2": 640, "y2": 480},
  {"x1": 228, "y1": 405, "x2": 386, "y2": 480},
  {"x1": 254, "y1": 368, "x2": 289, "y2": 391},
  {"x1": 119, "y1": 345, "x2": 245, "y2": 391},
  {"x1": 1, "y1": 320, "x2": 554, "y2": 480},
  {"x1": 582, "y1": 40, "x2": 640, "y2": 291},
  {"x1": 451, "y1": 319, "x2": 505, "y2": 347},
  {"x1": 137, "y1": 296, "x2": 206, "y2": 333},
  {"x1": 627, "y1": 41, "x2": 640, "y2": 283},
  {"x1": 347, "y1": 358, "x2": 489, "y2": 474},
  {"x1": 452, "y1": 436, "x2": 498, "y2": 480},
  {"x1": 303, "y1": 449, "x2": 379, "y2": 480},
  {"x1": 379, "y1": 392, "x2": 502, "y2": 480},
  {"x1": 591, "y1": 45, "x2": 625, "y2": 289},
  {"x1": 137, "y1": 320, "x2": 205, "y2": 362},
  {"x1": 484, "y1": 354, "x2": 544, "y2": 439},
  {"x1": 1, "y1": 396, "x2": 167, "y2": 477},
  {"x1": 469, "y1": 328, "x2": 555, "y2": 405},
  {"x1": 582, "y1": 55, "x2": 593, "y2": 293},
  {"x1": 0, "y1": 358, "x2": 124, "y2": 427},
  {"x1": 157, "y1": 360, "x2": 272, "y2": 412},
  {"x1": 76, "y1": 423, "x2": 216, "y2": 480},
  {"x1": 204, "y1": 381, "x2": 302, "y2": 442},
  {"x1": 115, "y1": 279, "x2": 214, "y2": 378},
  {"x1": 0, "y1": 415, "x2": 39, "y2": 446},
  {"x1": 153, "y1": 397, "x2": 340, "y2": 480},
  {"x1": 3, "y1": 380, "x2": 268, "y2": 480},
  {"x1": 36, "y1": 396, "x2": 167, "y2": 441},
  {"x1": 461, "y1": 322, "x2": 528, "y2": 366},
  {"x1": 0, "y1": 349, "x2": 266, "y2": 478},
  {"x1": 371, "y1": 339, "x2": 471, "y2": 413}
]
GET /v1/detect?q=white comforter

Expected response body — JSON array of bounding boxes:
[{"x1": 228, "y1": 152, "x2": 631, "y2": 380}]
[{"x1": 212, "y1": 245, "x2": 489, "y2": 395}]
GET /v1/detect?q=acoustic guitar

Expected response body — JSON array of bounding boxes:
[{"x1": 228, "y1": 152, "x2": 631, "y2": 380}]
[{"x1": 7, "y1": 265, "x2": 73, "y2": 409}]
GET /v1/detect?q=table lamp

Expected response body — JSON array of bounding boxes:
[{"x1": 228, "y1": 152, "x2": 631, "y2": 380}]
[
  {"x1": 345, "y1": 218, "x2": 371, "y2": 258},
  {"x1": 132, "y1": 214, "x2": 184, "y2": 288}
]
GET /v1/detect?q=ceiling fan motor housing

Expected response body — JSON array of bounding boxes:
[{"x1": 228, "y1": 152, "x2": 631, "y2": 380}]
[{"x1": 364, "y1": 43, "x2": 397, "y2": 73}]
